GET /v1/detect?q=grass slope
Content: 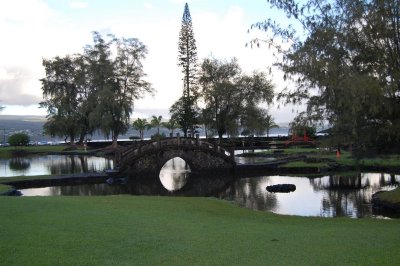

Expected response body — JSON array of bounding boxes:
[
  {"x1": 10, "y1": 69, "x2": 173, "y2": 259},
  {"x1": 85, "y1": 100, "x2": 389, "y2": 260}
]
[
  {"x1": 376, "y1": 187, "x2": 400, "y2": 204},
  {"x1": 1, "y1": 196, "x2": 399, "y2": 265},
  {"x1": 0, "y1": 184, "x2": 12, "y2": 194}
]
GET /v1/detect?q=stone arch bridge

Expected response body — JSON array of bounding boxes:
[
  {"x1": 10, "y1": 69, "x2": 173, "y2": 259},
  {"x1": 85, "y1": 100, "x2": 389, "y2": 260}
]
[{"x1": 117, "y1": 137, "x2": 236, "y2": 175}]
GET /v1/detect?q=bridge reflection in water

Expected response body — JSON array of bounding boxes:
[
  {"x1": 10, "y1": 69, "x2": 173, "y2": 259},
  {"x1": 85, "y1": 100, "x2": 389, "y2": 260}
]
[{"x1": 17, "y1": 156, "x2": 400, "y2": 218}]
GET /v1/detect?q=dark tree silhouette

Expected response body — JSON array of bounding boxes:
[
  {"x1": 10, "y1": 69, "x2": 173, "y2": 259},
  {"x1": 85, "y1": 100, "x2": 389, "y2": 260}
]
[{"x1": 176, "y1": 2, "x2": 199, "y2": 136}]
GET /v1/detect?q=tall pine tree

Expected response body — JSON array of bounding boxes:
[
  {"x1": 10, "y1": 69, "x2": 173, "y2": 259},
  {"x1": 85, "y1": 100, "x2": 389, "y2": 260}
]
[{"x1": 176, "y1": 2, "x2": 198, "y2": 136}]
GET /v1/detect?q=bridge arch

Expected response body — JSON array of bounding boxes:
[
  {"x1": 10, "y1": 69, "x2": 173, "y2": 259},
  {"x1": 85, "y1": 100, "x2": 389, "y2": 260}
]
[{"x1": 118, "y1": 137, "x2": 236, "y2": 175}]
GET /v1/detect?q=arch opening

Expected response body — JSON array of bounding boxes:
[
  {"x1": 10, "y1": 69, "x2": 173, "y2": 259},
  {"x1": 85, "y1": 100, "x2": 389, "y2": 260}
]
[{"x1": 159, "y1": 157, "x2": 191, "y2": 191}]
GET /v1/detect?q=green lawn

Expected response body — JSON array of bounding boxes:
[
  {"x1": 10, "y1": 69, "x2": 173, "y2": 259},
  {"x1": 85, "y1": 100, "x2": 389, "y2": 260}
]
[
  {"x1": 0, "y1": 196, "x2": 399, "y2": 265},
  {"x1": 0, "y1": 175, "x2": 53, "y2": 183},
  {"x1": 0, "y1": 145, "x2": 69, "y2": 158},
  {"x1": 256, "y1": 148, "x2": 400, "y2": 170},
  {"x1": 0, "y1": 184, "x2": 12, "y2": 194},
  {"x1": 376, "y1": 187, "x2": 400, "y2": 204}
]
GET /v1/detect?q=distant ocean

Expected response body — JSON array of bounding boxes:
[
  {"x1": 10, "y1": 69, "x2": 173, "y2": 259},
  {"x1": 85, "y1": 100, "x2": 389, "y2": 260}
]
[{"x1": 0, "y1": 115, "x2": 292, "y2": 143}]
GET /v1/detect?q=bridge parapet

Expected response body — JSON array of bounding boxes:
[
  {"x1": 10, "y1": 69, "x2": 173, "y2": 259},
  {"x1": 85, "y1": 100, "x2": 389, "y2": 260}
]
[{"x1": 121, "y1": 137, "x2": 234, "y2": 159}]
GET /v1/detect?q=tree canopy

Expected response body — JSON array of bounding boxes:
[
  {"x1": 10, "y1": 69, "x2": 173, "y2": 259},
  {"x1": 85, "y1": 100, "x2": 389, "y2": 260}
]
[
  {"x1": 132, "y1": 118, "x2": 149, "y2": 140},
  {"x1": 174, "y1": 2, "x2": 199, "y2": 136},
  {"x1": 40, "y1": 32, "x2": 153, "y2": 146},
  {"x1": 8, "y1": 133, "x2": 30, "y2": 147},
  {"x1": 199, "y1": 57, "x2": 274, "y2": 141},
  {"x1": 252, "y1": 0, "x2": 400, "y2": 152}
]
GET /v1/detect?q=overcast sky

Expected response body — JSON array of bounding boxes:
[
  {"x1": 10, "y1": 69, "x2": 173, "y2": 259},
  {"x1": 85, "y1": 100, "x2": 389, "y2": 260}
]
[{"x1": 0, "y1": 0, "x2": 304, "y2": 123}]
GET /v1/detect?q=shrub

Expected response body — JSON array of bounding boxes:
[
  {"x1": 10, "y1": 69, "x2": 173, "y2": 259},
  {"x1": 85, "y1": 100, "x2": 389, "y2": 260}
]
[{"x1": 8, "y1": 133, "x2": 30, "y2": 146}]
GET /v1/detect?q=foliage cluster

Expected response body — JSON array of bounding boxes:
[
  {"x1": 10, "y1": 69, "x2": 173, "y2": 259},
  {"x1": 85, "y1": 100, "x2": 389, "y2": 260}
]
[
  {"x1": 40, "y1": 32, "x2": 153, "y2": 146},
  {"x1": 171, "y1": 4, "x2": 277, "y2": 140},
  {"x1": 132, "y1": 116, "x2": 178, "y2": 140},
  {"x1": 174, "y1": 3, "x2": 200, "y2": 136},
  {"x1": 198, "y1": 57, "x2": 274, "y2": 140},
  {"x1": 252, "y1": 0, "x2": 400, "y2": 153},
  {"x1": 8, "y1": 133, "x2": 30, "y2": 147}
]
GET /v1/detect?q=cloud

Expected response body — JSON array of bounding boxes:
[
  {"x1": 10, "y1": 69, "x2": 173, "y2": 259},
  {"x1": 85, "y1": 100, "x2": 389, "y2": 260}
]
[
  {"x1": 144, "y1": 3, "x2": 153, "y2": 9},
  {"x1": 0, "y1": 1, "x2": 298, "y2": 123},
  {"x1": 0, "y1": 67, "x2": 42, "y2": 105},
  {"x1": 0, "y1": 0, "x2": 54, "y2": 23},
  {"x1": 69, "y1": 1, "x2": 88, "y2": 9}
]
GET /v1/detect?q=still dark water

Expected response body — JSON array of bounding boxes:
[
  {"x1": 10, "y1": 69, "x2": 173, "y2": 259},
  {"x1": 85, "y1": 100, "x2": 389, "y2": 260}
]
[
  {"x1": 0, "y1": 155, "x2": 113, "y2": 177},
  {"x1": 8, "y1": 156, "x2": 399, "y2": 218}
]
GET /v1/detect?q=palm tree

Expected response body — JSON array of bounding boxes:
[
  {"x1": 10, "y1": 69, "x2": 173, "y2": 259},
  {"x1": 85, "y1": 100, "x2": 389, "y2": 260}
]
[
  {"x1": 162, "y1": 118, "x2": 178, "y2": 136},
  {"x1": 150, "y1": 115, "x2": 163, "y2": 137},
  {"x1": 265, "y1": 114, "x2": 279, "y2": 137},
  {"x1": 132, "y1": 118, "x2": 148, "y2": 140}
]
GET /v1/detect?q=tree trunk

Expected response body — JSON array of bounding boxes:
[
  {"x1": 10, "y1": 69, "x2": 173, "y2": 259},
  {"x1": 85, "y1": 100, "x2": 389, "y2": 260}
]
[
  {"x1": 218, "y1": 131, "x2": 223, "y2": 144},
  {"x1": 78, "y1": 133, "x2": 85, "y2": 144},
  {"x1": 112, "y1": 136, "x2": 118, "y2": 148}
]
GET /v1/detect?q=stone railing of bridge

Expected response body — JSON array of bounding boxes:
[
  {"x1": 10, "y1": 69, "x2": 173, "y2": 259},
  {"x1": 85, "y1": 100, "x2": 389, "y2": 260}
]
[{"x1": 120, "y1": 134, "x2": 235, "y2": 162}]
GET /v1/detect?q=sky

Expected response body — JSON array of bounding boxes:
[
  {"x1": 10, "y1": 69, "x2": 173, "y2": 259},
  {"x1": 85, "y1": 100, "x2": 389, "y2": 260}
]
[{"x1": 0, "y1": 0, "x2": 304, "y2": 123}]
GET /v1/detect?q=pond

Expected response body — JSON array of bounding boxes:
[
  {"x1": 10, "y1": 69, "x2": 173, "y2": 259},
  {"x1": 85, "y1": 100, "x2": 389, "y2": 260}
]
[
  {"x1": 11, "y1": 156, "x2": 399, "y2": 219},
  {"x1": 0, "y1": 155, "x2": 113, "y2": 177}
]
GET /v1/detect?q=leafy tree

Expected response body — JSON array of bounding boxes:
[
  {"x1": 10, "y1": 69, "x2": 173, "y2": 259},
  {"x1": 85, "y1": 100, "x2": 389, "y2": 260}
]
[
  {"x1": 199, "y1": 57, "x2": 274, "y2": 141},
  {"x1": 8, "y1": 133, "x2": 30, "y2": 146},
  {"x1": 150, "y1": 115, "x2": 163, "y2": 137},
  {"x1": 170, "y1": 95, "x2": 199, "y2": 137},
  {"x1": 241, "y1": 106, "x2": 270, "y2": 137},
  {"x1": 176, "y1": 2, "x2": 199, "y2": 136},
  {"x1": 132, "y1": 118, "x2": 148, "y2": 140},
  {"x1": 86, "y1": 33, "x2": 153, "y2": 147},
  {"x1": 264, "y1": 114, "x2": 279, "y2": 137},
  {"x1": 40, "y1": 32, "x2": 153, "y2": 147},
  {"x1": 252, "y1": 0, "x2": 400, "y2": 152},
  {"x1": 40, "y1": 55, "x2": 88, "y2": 143},
  {"x1": 289, "y1": 112, "x2": 317, "y2": 138},
  {"x1": 198, "y1": 107, "x2": 216, "y2": 138},
  {"x1": 162, "y1": 118, "x2": 178, "y2": 136}
]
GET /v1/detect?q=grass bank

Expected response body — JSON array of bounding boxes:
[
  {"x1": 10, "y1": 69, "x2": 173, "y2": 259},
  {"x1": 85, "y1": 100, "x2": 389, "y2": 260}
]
[
  {"x1": 0, "y1": 145, "x2": 69, "y2": 158},
  {"x1": 0, "y1": 196, "x2": 399, "y2": 265},
  {"x1": 0, "y1": 175, "x2": 54, "y2": 183},
  {"x1": 0, "y1": 184, "x2": 12, "y2": 194},
  {"x1": 255, "y1": 149, "x2": 400, "y2": 172},
  {"x1": 375, "y1": 187, "x2": 400, "y2": 204}
]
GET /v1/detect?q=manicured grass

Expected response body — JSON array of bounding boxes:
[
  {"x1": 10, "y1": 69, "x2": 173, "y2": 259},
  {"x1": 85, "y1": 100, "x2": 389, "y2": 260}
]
[
  {"x1": 0, "y1": 184, "x2": 12, "y2": 194},
  {"x1": 358, "y1": 156, "x2": 400, "y2": 168},
  {"x1": 0, "y1": 145, "x2": 69, "y2": 158},
  {"x1": 257, "y1": 148, "x2": 400, "y2": 170},
  {"x1": 279, "y1": 161, "x2": 328, "y2": 168},
  {"x1": 0, "y1": 196, "x2": 399, "y2": 265},
  {"x1": 257, "y1": 147, "x2": 319, "y2": 155},
  {"x1": 376, "y1": 187, "x2": 400, "y2": 204},
  {"x1": 0, "y1": 175, "x2": 53, "y2": 183}
]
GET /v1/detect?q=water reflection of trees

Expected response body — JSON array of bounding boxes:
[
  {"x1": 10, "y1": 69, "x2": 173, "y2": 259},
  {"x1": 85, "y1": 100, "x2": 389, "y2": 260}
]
[
  {"x1": 9, "y1": 158, "x2": 31, "y2": 172},
  {"x1": 310, "y1": 173, "x2": 399, "y2": 217},
  {"x1": 218, "y1": 176, "x2": 278, "y2": 212},
  {"x1": 47, "y1": 155, "x2": 113, "y2": 175},
  {"x1": 49, "y1": 173, "x2": 236, "y2": 197}
]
